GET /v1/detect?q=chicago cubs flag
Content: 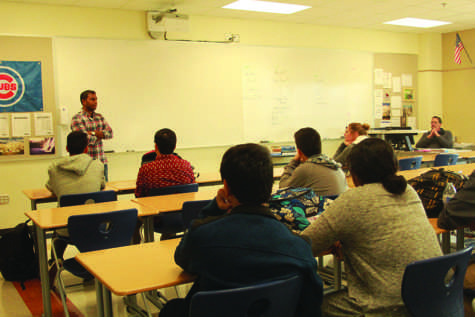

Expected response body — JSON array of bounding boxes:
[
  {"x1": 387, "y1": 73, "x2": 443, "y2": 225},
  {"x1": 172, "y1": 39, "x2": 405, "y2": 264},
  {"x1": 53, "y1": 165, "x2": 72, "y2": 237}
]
[{"x1": 0, "y1": 61, "x2": 43, "y2": 112}]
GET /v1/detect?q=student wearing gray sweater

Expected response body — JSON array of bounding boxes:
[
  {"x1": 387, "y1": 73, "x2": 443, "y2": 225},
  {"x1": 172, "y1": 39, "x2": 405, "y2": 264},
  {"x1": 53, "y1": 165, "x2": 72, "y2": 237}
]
[
  {"x1": 279, "y1": 127, "x2": 347, "y2": 196},
  {"x1": 302, "y1": 138, "x2": 442, "y2": 316}
]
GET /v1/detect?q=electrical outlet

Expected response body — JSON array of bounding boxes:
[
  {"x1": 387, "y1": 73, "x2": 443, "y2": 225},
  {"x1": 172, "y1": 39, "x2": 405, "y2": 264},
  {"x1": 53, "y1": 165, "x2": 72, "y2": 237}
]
[{"x1": 0, "y1": 194, "x2": 9, "y2": 205}]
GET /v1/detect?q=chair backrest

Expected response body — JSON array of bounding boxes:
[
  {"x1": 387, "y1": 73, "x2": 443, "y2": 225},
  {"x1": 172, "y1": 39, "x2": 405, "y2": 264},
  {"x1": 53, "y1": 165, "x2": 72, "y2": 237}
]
[
  {"x1": 182, "y1": 200, "x2": 212, "y2": 230},
  {"x1": 398, "y1": 156, "x2": 423, "y2": 171},
  {"x1": 59, "y1": 190, "x2": 117, "y2": 207},
  {"x1": 67, "y1": 208, "x2": 138, "y2": 253},
  {"x1": 189, "y1": 275, "x2": 302, "y2": 317},
  {"x1": 434, "y1": 153, "x2": 459, "y2": 167},
  {"x1": 148, "y1": 183, "x2": 199, "y2": 197},
  {"x1": 401, "y1": 247, "x2": 472, "y2": 317}
]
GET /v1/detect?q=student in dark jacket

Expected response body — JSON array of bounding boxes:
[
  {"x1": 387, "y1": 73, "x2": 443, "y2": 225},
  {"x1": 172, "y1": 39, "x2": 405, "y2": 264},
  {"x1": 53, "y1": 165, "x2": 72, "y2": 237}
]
[{"x1": 159, "y1": 143, "x2": 323, "y2": 317}]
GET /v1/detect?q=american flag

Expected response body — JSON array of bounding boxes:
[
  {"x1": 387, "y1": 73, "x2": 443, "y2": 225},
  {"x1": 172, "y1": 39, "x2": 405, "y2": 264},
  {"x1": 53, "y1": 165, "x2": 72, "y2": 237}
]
[{"x1": 455, "y1": 33, "x2": 464, "y2": 64}]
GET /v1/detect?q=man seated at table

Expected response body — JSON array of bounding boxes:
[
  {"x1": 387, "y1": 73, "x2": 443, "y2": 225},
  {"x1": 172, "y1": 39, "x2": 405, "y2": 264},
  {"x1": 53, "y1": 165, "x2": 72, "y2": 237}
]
[
  {"x1": 416, "y1": 116, "x2": 454, "y2": 148},
  {"x1": 46, "y1": 131, "x2": 105, "y2": 284},
  {"x1": 159, "y1": 143, "x2": 323, "y2": 317},
  {"x1": 279, "y1": 127, "x2": 347, "y2": 195},
  {"x1": 135, "y1": 128, "x2": 195, "y2": 197}
]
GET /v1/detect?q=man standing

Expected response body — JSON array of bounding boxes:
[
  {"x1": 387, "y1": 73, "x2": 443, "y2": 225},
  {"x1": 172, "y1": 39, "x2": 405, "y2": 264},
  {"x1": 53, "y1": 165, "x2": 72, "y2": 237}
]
[
  {"x1": 416, "y1": 116, "x2": 454, "y2": 148},
  {"x1": 279, "y1": 127, "x2": 347, "y2": 196},
  {"x1": 135, "y1": 128, "x2": 195, "y2": 197},
  {"x1": 159, "y1": 143, "x2": 323, "y2": 317},
  {"x1": 71, "y1": 90, "x2": 113, "y2": 181}
]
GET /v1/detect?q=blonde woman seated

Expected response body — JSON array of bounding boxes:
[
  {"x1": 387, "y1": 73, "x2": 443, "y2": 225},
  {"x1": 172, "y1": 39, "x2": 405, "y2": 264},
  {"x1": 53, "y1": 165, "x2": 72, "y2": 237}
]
[
  {"x1": 302, "y1": 138, "x2": 442, "y2": 316},
  {"x1": 333, "y1": 123, "x2": 370, "y2": 167}
]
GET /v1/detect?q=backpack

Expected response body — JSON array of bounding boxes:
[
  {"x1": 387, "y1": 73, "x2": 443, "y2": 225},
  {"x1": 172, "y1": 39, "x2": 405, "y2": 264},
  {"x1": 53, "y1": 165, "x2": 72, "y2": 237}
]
[
  {"x1": 408, "y1": 168, "x2": 467, "y2": 218},
  {"x1": 0, "y1": 220, "x2": 38, "y2": 283},
  {"x1": 269, "y1": 187, "x2": 320, "y2": 232}
]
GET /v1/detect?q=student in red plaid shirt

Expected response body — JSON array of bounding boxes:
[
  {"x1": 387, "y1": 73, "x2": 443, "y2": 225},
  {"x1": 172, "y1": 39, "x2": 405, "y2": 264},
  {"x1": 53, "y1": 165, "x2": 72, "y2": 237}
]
[{"x1": 71, "y1": 90, "x2": 113, "y2": 181}]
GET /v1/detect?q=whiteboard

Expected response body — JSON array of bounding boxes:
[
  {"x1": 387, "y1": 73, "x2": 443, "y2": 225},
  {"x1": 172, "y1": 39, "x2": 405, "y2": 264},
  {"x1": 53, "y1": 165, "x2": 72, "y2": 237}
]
[{"x1": 54, "y1": 37, "x2": 373, "y2": 152}]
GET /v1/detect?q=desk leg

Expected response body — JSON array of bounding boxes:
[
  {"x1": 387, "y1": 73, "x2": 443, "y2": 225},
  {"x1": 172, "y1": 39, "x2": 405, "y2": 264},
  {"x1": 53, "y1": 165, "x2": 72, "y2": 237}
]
[
  {"x1": 456, "y1": 228, "x2": 465, "y2": 250},
  {"x1": 31, "y1": 200, "x2": 37, "y2": 211},
  {"x1": 95, "y1": 279, "x2": 104, "y2": 317},
  {"x1": 36, "y1": 226, "x2": 52, "y2": 317},
  {"x1": 102, "y1": 284, "x2": 113, "y2": 317},
  {"x1": 441, "y1": 232, "x2": 451, "y2": 254},
  {"x1": 143, "y1": 216, "x2": 154, "y2": 243},
  {"x1": 333, "y1": 255, "x2": 341, "y2": 291}
]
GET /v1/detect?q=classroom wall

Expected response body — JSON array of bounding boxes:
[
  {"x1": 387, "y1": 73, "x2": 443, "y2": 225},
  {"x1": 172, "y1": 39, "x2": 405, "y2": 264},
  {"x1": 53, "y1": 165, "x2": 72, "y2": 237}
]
[
  {"x1": 442, "y1": 29, "x2": 475, "y2": 143},
  {"x1": 0, "y1": 1, "x2": 441, "y2": 228}
]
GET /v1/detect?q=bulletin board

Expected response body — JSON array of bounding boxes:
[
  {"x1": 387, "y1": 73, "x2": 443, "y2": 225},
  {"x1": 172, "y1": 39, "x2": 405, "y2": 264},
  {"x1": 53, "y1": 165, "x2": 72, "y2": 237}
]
[
  {"x1": 0, "y1": 35, "x2": 56, "y2": 159},
  {"x1": 373, "y1": 53, "x2": 418, "y2": 128}
]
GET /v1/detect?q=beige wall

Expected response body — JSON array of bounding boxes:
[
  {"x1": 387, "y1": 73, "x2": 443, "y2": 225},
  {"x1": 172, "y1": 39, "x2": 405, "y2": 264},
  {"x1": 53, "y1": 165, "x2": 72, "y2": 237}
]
[
  {"x1": 0, "y1": 2, "x2": 437, "y2": 228},
  {"x1": 442, "y1": 29, "x2": 475, "y2": 143}
]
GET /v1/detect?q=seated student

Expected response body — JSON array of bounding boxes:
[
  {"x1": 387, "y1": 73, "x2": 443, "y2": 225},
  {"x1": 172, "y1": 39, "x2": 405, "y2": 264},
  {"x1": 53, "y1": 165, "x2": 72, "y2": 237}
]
[
  {"x1": 45, "y1": 131, "x2": 105, "y2": 283},
  {"x1": 159, "y1": 143, "x2": 323, "y2": 317},
  {"x1": 438, "y1": 170, "x2": 475, "y2": 230},
  {"x1": 333, "y1": 122, "x2": 370, "y2": 167},
  {"x1": 416, "y1": 116, "x2": 454, "y2": 148},
  {"x1": 279, "y1": 127, "x2": 346, "y2": 196},
  {"x1": 135, "y1": 128, "x2": 195, "y2": 197},
  {"x1": 302, "y1": 138, "x2": 442, "y2": 317}
]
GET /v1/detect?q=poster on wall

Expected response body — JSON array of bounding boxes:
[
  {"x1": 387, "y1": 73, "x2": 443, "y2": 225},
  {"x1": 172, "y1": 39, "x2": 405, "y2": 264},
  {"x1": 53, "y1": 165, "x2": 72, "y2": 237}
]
[
  {"x1": 29, "y1": 137, "x2": 55, "y2": 155},
  {"x1": 0, "y1": 61, "x2": 44, "y2": 112},
  {"x1": 0, "y1": 138, "x2": 24, "y2": 155}
]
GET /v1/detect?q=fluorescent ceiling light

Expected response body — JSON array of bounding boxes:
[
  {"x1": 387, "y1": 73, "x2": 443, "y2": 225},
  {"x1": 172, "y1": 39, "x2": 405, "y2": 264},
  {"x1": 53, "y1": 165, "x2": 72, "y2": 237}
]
[
  {"x1": 384, "y1": 17, "x2": 451, "y2": 28},
  {"x1": 223, "y1": 0, "x2": 310, "y2": 14}
]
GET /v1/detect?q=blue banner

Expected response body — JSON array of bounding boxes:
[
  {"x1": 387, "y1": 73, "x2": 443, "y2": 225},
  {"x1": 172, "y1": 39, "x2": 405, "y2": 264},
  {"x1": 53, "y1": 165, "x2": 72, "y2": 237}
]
[{"x1": 0, "y1": 61, "x2": 43, "y2": 112}]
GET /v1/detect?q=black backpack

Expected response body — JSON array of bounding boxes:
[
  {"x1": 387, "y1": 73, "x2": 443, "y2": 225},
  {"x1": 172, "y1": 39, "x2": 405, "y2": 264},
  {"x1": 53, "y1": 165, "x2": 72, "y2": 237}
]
[
  {"x1": 0, "y1": 220, "x2": 38, "y2": 284},
  {"x1": 408, "y1": 168, "x2": 467, "y2": 218}
]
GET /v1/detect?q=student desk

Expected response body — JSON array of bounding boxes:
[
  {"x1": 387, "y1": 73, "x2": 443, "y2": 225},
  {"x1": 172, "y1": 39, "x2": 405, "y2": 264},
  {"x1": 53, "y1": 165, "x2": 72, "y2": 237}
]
[
  {"x1": 23, "y1": 168, "x2": 284, "y2": 211},
  {"x1": 24, "y1": 200, "x2": 156, "y2": 317},
  {"x1": 132, "y1": 188, "x2": 217, "y2": 212},
  {"x1": 76, "y1": 239, "x2": 194, "y2": 317},
  {"x1": 22, "y1": 185, "x2": 116, "y2": 210},
  {"x1": 397, "y1": 150, "x2": 475, "y2": 165}
]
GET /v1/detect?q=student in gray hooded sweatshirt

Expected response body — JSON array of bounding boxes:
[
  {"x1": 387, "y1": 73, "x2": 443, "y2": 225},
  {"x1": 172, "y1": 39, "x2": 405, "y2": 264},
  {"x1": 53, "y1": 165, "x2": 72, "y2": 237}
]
[
  {"x1": 279, "y1": 127, "x2": 347, "y2": 196},
  {"x1": 45, "y1": 131, "x2": 105, "y2": 283}
]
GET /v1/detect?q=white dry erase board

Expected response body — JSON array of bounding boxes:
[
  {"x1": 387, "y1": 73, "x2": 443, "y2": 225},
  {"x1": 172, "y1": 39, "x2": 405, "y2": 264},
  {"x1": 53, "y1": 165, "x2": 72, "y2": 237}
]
[{"x1": 53, "y1": 37, "x2": 373, "y2": 152}]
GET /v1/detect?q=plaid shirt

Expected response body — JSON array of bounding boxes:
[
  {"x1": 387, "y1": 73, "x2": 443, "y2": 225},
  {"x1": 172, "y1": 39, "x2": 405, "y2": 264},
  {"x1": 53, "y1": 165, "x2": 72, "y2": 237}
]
[{"x1": 70, "y1": 110, "x2": 113, "y2": 164}]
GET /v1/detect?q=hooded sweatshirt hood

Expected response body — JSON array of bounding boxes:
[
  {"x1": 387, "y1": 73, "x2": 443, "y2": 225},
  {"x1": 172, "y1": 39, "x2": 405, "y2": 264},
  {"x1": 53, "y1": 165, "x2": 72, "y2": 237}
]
[
  {"x1": 54, "y1": 153, "x2": 93, "y2": 176},
  {"x1": 307, "y1": 154, "x2": 342, "y2": 170}
]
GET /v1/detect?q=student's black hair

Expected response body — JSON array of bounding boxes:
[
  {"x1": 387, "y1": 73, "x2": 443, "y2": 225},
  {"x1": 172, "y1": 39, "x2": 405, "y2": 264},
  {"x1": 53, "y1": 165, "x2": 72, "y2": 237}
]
[
  {"x1": 154, "y1": 128, "x2": 177, "y2": 155},
  {"x1": 220, "y1": 143, "x2": 273, "y2": 204},
  {"x1": 348, "y1": 138, "x2": 407, "y2": 195},
  {"x1": 294, "y1": 127, "x2": 321, "y2": 157},
  {"x1": 432, "y1": 116, "x2": 442, "y2": 124},
  {"x1": 67, "y1": 131, "x2": 88, "y2": 155},
  {"x1": 80, "y1": 90, "x2": 96, "y2": 104}
]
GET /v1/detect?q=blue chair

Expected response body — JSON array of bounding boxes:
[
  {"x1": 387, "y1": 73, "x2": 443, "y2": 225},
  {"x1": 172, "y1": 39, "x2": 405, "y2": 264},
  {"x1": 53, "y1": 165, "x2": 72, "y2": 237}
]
[
  {"x1": 189, "y1": 275, "x2": 302, "y2": 317},
  {"x1": 398, "y1": 156, "x2": 423, "y2": 171},
  {"x1": 434, "y1": 153, "x2": 459, "y2": 167},
  {"x1": 182, "y1": 200, "x2": 212, "y2": 230},
  {"x1": 401, "y1": 247, "x2": 472, "y2": 317},
  {"x1": 147, "y1": 183, "x2": 199, "y2": 239},
  {"x1": 59, "y1": 190, "x2": 117, "y2": 207},
  {"x1": 53, "y1": 209, "x2": 138, "y2": 317}
]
